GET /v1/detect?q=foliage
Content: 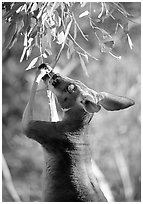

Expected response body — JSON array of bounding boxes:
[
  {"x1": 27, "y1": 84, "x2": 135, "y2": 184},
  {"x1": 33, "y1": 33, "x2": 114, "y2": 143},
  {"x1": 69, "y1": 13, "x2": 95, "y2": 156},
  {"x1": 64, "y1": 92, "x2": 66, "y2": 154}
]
[{"x1": 2, "y1": 2, "x2": 136, "y2": 71}]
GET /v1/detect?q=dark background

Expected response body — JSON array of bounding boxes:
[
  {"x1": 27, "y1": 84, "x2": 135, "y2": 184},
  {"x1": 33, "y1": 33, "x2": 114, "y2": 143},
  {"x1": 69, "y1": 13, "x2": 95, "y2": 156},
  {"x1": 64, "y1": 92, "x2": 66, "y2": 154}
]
[{"x1": 2, "y1": 2, "x2": 141, "y2": 202}]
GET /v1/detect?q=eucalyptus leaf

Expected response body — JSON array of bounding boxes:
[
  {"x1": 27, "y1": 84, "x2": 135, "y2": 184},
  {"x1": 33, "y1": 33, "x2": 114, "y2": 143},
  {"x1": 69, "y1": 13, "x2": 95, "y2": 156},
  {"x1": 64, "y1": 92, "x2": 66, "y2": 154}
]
[{"x1": 25, "y1": 57, "x2": 39, "y2": 70}]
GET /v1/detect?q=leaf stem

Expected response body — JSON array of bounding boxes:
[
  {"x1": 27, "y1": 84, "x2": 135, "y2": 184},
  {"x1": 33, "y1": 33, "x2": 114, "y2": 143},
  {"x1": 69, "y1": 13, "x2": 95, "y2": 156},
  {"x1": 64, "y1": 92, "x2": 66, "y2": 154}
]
[
  {"x1": 39, "y1": 24, "x2": 43, "y2": 63},
  {"x1": 51, "y1": 19, "x2": 73, "y2": 69},
  {"x1": 68, "y1": 33, "x2": 98, "y2": 61},
  {"x1": 72, "y1": 13, "x2": 88, "y2": 41}
]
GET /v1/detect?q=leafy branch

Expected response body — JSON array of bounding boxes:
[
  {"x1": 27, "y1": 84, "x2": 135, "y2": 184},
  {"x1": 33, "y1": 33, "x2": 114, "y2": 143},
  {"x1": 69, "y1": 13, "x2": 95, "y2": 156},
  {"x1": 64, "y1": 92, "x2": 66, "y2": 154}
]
[{"x1": 2, "y1": 2, "x2": 137, "y2": 71}]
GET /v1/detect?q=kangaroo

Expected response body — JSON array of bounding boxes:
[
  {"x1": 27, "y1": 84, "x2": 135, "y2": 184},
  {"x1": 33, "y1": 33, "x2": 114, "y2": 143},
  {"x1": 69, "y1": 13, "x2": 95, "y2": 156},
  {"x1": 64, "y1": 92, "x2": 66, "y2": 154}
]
[{"x1": 22, "y1": 64, "x2": 134, "y2": 202}]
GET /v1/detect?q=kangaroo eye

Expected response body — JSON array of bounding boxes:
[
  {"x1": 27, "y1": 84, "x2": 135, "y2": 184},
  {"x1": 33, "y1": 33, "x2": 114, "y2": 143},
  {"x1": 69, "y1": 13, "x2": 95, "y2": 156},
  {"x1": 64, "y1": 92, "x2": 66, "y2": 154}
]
[{"x1": 67, "y1": 84, "x2": 75, "y2": 93}]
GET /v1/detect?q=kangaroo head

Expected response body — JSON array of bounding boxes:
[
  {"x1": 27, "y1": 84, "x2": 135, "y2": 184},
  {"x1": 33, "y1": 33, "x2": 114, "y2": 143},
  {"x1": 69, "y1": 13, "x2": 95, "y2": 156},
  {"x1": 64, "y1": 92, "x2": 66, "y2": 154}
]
[{"x1": 43, "y1": 73, "x2": 134, "y2": 113}]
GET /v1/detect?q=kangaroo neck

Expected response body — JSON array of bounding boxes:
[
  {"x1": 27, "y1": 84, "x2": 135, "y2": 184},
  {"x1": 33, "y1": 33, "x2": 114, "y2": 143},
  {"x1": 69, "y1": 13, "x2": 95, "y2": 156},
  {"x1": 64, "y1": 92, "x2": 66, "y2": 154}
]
[
  {"x1": 62, "y1": 106, "x2": 94, "y2": 132},
  {"x1": 60, "y1": 108, "x2": 93, "y2": 160}
]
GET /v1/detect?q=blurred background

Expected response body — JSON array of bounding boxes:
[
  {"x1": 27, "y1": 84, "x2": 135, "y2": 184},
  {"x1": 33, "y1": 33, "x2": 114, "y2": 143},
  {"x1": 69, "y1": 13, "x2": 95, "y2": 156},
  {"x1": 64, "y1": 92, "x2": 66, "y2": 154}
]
[{"x1": 2, "y1": 2, "x2": 141, "y2": 202}]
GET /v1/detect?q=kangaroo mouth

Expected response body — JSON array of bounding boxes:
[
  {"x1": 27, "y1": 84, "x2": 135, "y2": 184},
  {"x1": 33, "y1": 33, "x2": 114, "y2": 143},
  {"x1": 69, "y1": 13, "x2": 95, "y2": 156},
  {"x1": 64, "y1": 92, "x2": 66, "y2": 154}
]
[
  {"x1": 39, "y1": 63, "x2": 61, "y2": 88},
  {"x1": 42, "y1": 71, "x2": 54, "y2": 81},
  {"x1": 42, "y1": 72, "x2": 61, "y2": 87},
  {"x1": 39, "y1": 63, "x2": 61, "y2": 87},
  {"x1": 50, "y1": 74, "x2": 61, "y2": 87}
]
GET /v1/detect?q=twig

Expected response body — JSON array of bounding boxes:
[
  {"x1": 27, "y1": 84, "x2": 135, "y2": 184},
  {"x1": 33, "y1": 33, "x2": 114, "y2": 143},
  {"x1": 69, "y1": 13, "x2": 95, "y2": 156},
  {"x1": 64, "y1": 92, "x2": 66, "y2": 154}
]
[
  {"x1": 98, "y1": 2, "x2": 104, "y2": 18},
  {"x1": 68, "y1": 33, "x2": 98, "y2": 61},
  {"x1": 108, "y1": 51, "x2": 121, "y2": 59},
  {"x1": 76, "y1": 51, "x2": 88, "y2": 58},
  {"x1": 72, "y1": 13, "x2": 88, "y2": 41},
  {"x1": 94, "y1": 31, "x2": 101, "y2": 43},
  {"x1": 103, "y1": 3, "x2": 109, "y2": 16},
  {"x1": 39, "y1": 26, "x2": 44, "y2": 64},
  {"x1": 51, "y1": 19, "x2": 73, "y2": 69},
  {"x1": 50, "y1": 45, "x2": 63, "y2": 69},
  {"x1": 112, "y1": 2, "x2": 131, "y2": 17},
  {"x1": 2, "y1": 154, "x2": 21, "y2": 202}
]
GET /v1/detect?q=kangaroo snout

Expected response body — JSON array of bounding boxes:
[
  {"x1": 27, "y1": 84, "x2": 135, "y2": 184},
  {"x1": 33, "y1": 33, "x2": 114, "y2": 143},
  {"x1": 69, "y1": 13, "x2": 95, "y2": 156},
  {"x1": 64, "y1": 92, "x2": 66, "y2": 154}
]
[{"x1": 50, "y1": 74, "x2": 61, "y2": 87}]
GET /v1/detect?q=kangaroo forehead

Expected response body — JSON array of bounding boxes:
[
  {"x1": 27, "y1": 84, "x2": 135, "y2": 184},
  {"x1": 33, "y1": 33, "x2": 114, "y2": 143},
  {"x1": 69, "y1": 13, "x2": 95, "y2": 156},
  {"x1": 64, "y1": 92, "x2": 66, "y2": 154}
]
[{"x1": 53, "y1": 74, "x2": 89, "y2": 90}]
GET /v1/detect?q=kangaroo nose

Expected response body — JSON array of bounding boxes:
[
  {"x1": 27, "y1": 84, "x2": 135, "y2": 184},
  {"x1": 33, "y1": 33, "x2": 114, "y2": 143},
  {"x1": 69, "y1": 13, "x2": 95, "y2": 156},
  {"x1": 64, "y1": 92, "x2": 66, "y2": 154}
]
[
  {"x1": 52, "y1": 74, "x2": 58, "y2": 80},
  {"x1": 51, "y1": 74, "x2": 61, "y2": 87}
]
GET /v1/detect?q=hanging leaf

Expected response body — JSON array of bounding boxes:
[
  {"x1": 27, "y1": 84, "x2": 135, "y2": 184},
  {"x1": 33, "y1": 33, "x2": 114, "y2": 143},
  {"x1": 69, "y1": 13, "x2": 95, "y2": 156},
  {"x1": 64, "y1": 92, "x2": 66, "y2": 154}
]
[
  {"x1": 127, "y1": 34, "x2": 133, "y2": 50},
  {"x1": 79, "y1": 10, "x2": 89, "y2": 18},
  {"x1": 65, "y1": 20, "x2": 73, "y2": 38},
  {"x1": 45, "y1": 48, "x2": 52, "y2": 56},
  {"x1": 42, "y1": 12, "x2": 48, "y2": 27},
  {"x1": 37, "y1": 6, "x2": 44, "y2": 19},
  {"x1": 42, "y1": 33, "x2": 52, "y2": 53},
  {"x1": 16, "y1": 18, "x2": 24, "y2": 35},
  {"x1": 67, "y1": 40, "x2": 74, "y2": 59},
  {"x1": 30, "y1": 28, "x2": 37, "y2": 39},
  {"x1": 112, "y1": 2, "x2": 131, "y2": 17},
  {"x1": 20, "y1": 47, "x2": 27, "y2": 62},
  {"x1": 84, "y1": 54, "x2": 89, "y2": 63},
  {"x1": 8, "y1": 31, "x2": 18, "y2": 49},
  {"x1": 41, "y1": 34, "x2": 47, "y2": 52},
  {"x1": 30, "y1": 3, "x2": 38, "y2": 13},
  {"x1": 29, "y1": 16, "x2": 37, "y2": 32},
  {"x1": 42, "y1": 53, "x2": 48, "y2": 58},
  {"x1": 53, "y1": 10, "x2": 61, "y2": 27},
  {"x1": 25, "y1": 56, "x2": 39, "y2": 70},
  {"x1": 24, "y1": 32, "x2": 28, "y2": 47},
  {"x1": 61, "y1": 20, "x2": 73, "y2": 49},
  {"x1": 22, "y1": 14, "x2": 31, "y2": 34},
  {"x1": 46, "y1": 27, "x2": 52, "y2": 47},
  {"x1": 58, "y1": 16, "x2": 62, "y2": 27},
  {"x1": 74, "y1": 22, "x2": 77, "y2": 40},
  {"x1": 26, "y1": 47, "x2": 32, "y2": 59},
  {"x1": 109, "y1": 52, "x2": 121, "y2": 59},
  {"x1": 2, "y1": 2, "x2": 25, "y2": 20},
  {"x1": 79, "y1": 54, "x2": 89, "y2": 77},
  {"x1": 51, "y1": 27, "x2": 56, "y2": 41},
  {"x1": 98, "y1": 3, "x2": 104, "y2": 18},
  {"x1": 3, "y1": 22, "x2": 17, "y2": 51},
  {"x1": 57, "y1": 31, "x2": 65, "y2": 44},
  {"x1": 67, "y1": 48, "x2": 70, "y2": 59},
  {"x1": 16, "y1": 4, "x2": 26, "y2": 13},
  {"x1": 35, "y1": 33, "x2": 40, "y2": 48}
]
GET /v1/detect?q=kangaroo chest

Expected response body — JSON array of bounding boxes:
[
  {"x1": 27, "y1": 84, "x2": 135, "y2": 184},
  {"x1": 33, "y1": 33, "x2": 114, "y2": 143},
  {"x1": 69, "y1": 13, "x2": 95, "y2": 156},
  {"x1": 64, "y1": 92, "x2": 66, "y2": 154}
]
[
  {"x1": 41, "y1": 127, "x2": 106, "y2": 202},
  {"x1": 42, "y1": 147, "x2": 101, "y2": 202}
]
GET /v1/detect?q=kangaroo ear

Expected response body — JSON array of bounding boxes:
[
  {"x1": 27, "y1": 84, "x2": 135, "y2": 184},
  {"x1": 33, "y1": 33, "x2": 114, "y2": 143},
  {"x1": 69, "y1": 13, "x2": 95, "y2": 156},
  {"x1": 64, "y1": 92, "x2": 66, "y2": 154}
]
[
  {"x1": 93, "y1": 91, "x2": 135, "y2": 111},
  {"x1": 83, "y1": 100, "x2": 101, "y2": 113},
  {"x1": 79, "y1": 94, "x2": 101, "y2": 113}
]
